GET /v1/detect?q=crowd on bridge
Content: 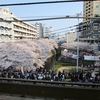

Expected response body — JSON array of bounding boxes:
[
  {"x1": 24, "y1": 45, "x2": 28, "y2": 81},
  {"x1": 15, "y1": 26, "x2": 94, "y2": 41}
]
[{"x1": 0, "y1": 67, "x2": 100, "y2": 83}]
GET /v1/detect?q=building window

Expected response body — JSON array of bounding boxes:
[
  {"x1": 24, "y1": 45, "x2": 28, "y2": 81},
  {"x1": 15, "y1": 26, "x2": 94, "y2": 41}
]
[
  {"x1": 95, "y1": 2, "x2": 100, "y2": 4},
  {"x1": 93, "y1": 35, "x2": 98, "y2": 39},
  {"x1": 94, "y1": 30, "x2": 98, "y2": 34},
  {"x1": 93, "y1": 25, "x2": 99, "y2": 30},
  {"x1": 96, "y1": 5, "x2": 99, "y2": 8},
  {"x1": 0, "y1": 27, "x2": 4, "y2": 31}
]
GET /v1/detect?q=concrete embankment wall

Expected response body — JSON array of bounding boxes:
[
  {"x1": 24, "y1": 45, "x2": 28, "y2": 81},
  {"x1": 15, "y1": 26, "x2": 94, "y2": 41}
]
[
  {"x1": 44, "y1": 55, "x2": 56, "y2": 70},
  {"x1": 44, "y1": 47, "x2": 61, "y2": 70},
  {"x1": 0, "y1": 82, "x2": 100, "y2": 100}
]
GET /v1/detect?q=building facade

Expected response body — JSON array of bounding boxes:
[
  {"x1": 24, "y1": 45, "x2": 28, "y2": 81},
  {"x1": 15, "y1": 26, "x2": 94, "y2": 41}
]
[
  {"x1": 78, "y1": 18, "x2": 100, "y2": 43},
  {"x1": 43, "y1": 24, "x2": 52, "y2": 38},
  {"x1": 65, "y1": 31, "x2": 76, "y2": 43},
  {"x1": 0, "y1": 8, "x2": 13, "y2": 41},
  {"x1": 83, "y1": 0, "x2": 100, "y2": 22},
  {"x1": 35, "y1": 22, "x2": 43, "y2": 38},
  {"x1": 0, "y1": 8, "x2": 37, "y2": 41},
  {"x1": 34, "y1": 23, "x2": 52, "y2": 38},
  {"x1": 78, "y1": 1, "x2": 100, "y2": 42}
]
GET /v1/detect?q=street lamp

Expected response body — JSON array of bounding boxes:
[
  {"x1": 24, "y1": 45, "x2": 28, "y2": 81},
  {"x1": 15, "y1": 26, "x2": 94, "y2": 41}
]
[{"x1": 76, "y1": 12, "x2": 82, "y2": 72}]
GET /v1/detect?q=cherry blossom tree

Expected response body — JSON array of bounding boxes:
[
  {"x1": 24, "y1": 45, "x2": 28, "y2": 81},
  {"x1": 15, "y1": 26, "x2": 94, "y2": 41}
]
[
  {"x1": 0, "y1": 39, "x2": 58, "y2": 71},
  {"x1": 61, "y1": 42, "x2": 99, "y2": 55}
]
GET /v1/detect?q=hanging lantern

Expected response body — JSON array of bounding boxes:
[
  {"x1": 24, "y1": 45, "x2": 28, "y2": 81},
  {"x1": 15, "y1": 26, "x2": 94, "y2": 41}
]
[
  {"x1": 91, "y1": 64, "x2": 93, "y2": 67},
  {"x1": 88, "y1": 65, "x2": 90, "y2": 68}
]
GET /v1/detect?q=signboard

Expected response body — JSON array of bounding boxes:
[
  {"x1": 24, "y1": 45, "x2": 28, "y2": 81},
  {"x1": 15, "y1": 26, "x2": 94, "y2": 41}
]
[
  {"x1": 84, "y1": 55, "x2": 99, "y2": 61},
  {"x1": 95, "y1": 68, "x2": 99, "y2": 71}
]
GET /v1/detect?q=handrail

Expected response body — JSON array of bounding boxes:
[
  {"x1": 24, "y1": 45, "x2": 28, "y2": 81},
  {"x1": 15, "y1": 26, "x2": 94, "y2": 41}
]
[{"x1": 0, "y1": 77, "x2": 100, "y2": 88}]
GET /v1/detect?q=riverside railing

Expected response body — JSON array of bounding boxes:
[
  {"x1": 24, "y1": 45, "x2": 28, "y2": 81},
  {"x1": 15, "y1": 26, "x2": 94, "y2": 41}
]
[
  {"x1": 0, "y1": 77, "x2": 100, "y2": 88},
  {"x1": 0, "y1": 77, "x2": 100, "y2": 100}
]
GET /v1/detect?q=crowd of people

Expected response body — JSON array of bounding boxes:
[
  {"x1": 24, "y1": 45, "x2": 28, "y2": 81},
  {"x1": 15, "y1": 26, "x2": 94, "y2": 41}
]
[{"x1": 0, "y1": 67, "x2": 100, "y2": 83}]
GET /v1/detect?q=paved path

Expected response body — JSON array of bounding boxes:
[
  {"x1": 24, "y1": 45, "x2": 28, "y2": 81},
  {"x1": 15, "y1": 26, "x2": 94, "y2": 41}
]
[{"x1": 0, "y1": 94, "x2": 57, "y2": 100}]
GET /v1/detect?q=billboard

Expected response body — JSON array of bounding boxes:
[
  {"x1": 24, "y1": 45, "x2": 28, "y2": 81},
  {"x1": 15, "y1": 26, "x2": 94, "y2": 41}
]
[{"x1": 84, "y1": 55, "x2": 99, "y2": 61}]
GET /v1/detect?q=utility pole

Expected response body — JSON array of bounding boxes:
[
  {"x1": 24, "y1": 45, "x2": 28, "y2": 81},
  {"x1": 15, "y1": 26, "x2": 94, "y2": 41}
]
[{"x1": 76, "y1": 12, "x2": 82, "y2": 72}]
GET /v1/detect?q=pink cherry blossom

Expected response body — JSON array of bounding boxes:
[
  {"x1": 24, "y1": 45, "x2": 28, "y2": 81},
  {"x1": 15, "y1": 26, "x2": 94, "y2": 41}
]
[
  {"x1": 61, "y1": 42, "x2": 99, "y2": 55},
  {"x1": 0, "y1": 39, "x2": 58, "y2": 71}
]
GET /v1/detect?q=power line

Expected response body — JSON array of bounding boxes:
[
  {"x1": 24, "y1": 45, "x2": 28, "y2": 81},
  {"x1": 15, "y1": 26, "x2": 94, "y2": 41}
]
[
  {"x1": 50, "y1": 25, "x2": 77, "y2": 32},
  {"x1": 43, "y1": 24, "x2": 77, "y2": 35},
  {"x1": 0, "y1": 16, "x2": 69, "y2": 22},
  {"x1": 43, "y1": 28, "x2": 76, "y2": 38},
  {"x1": 1, "y1": 16, "x2": 100, "y2": 22},
  {"x1": 19, "y1": 16, "x2": 61, "y2": 19},
  {"x1": 17, "y1": 15, "x2": 70, "y2": 19},
  {"x1": 52, "y1": 28, "x2": 76, "y2": 34},
  {"x1": 0, "y1": 0, "x2": 82, "y2": 7}
]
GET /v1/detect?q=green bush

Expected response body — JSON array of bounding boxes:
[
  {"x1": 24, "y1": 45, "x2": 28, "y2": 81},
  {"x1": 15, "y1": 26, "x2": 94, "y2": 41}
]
[
  {"x1": 54, "y1": 61, "x2": 81, "y2": 72},
  {"x1": 66, "y1": 68, "x2": 81, "y2": 72},
  {"x1": 55, "y1": 61, "x2": 75, "y2": 66}
]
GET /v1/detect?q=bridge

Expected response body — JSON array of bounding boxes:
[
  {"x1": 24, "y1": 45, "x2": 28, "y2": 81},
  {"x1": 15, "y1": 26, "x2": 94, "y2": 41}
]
[{"x1": 0, "y1": 78, "x2": 100, "y2": 100}]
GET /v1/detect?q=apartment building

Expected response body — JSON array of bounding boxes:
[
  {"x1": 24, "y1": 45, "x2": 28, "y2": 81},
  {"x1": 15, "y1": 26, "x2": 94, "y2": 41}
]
[
  {"x1": 0, "y1": 8, "x2": 37, "y2": 41},
  {"x1": 83, "y1": 0, "x2": 100, "y2": 22},
  {"x1": 78, "y1": 18, "x2": 100, "y2": 42},
  {"x1": 65, "y1": 31, "x2": 76, "y2": 43},
  {"x1": 12, "y1": 17, "x2": 37, "y2": 40},
  {"x1": 43, "y1": 24, "x2": 52, "y2": 38},
  {"x1": 35, "y1": 22, "x2": 43, "y2": 38},
  {"x1": 77, "y1": 1, "x2": 100, "y2": 43},
  {"x1": 0, "y1": 8, "x2": 13, "y2": 41}
]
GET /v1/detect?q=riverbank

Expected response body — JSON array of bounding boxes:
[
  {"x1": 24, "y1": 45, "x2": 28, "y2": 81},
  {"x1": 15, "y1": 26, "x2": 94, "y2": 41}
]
[
  {"x1": 57, "y1": 66, "x2": 75, "y2": 72},
  {"x1": 54, "y1": 61, "x2": 81, "y2": 72}
]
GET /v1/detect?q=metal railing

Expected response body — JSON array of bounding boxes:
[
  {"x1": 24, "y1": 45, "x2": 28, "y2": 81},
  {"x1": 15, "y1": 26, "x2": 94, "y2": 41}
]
[{"x1": 0, "y1": 77, "x2": 100, "y2": 88}]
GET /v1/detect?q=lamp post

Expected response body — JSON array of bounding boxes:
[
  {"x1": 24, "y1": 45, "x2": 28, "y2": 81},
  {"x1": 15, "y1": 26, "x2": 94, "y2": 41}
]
[{"x1": 76, "y1": 12, "x2": 82, "y2": 72}]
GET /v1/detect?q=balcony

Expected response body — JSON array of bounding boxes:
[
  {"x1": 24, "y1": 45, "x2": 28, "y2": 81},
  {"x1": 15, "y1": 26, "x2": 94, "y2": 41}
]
[
  {"x1": 13, "y1": 22, "x2": 37, "y2": 32},
  {"x1": 0, "y1": 31, "x2": 12, "y2": 36},
  {"x1": 14, "y1": 28, "x2": 36, "y2": 35},
  {"x1": 0, "y1": 22, "x2": 12, "y2": 29}
]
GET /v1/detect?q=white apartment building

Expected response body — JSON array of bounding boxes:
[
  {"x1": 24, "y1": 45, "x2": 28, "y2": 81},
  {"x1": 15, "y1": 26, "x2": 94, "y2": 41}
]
[
  {"x1": 0, "y1": 8, "x2": 37, "y2": 41},
  {"x1": 12, "y1": 17, "x2": 37, "y2": 40},
  {"x1": 43, "y1": 24, "x2": 52, "y2": 38},
  {"x1": 35, "y1": 22, "x2": 43, "y2": 38},
  {"x1": 0, "y1": 8, "x2": 13, "y2": 41},
  {"x1": 65, "y1": 31, "x2": 76, "y2": 43}
]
